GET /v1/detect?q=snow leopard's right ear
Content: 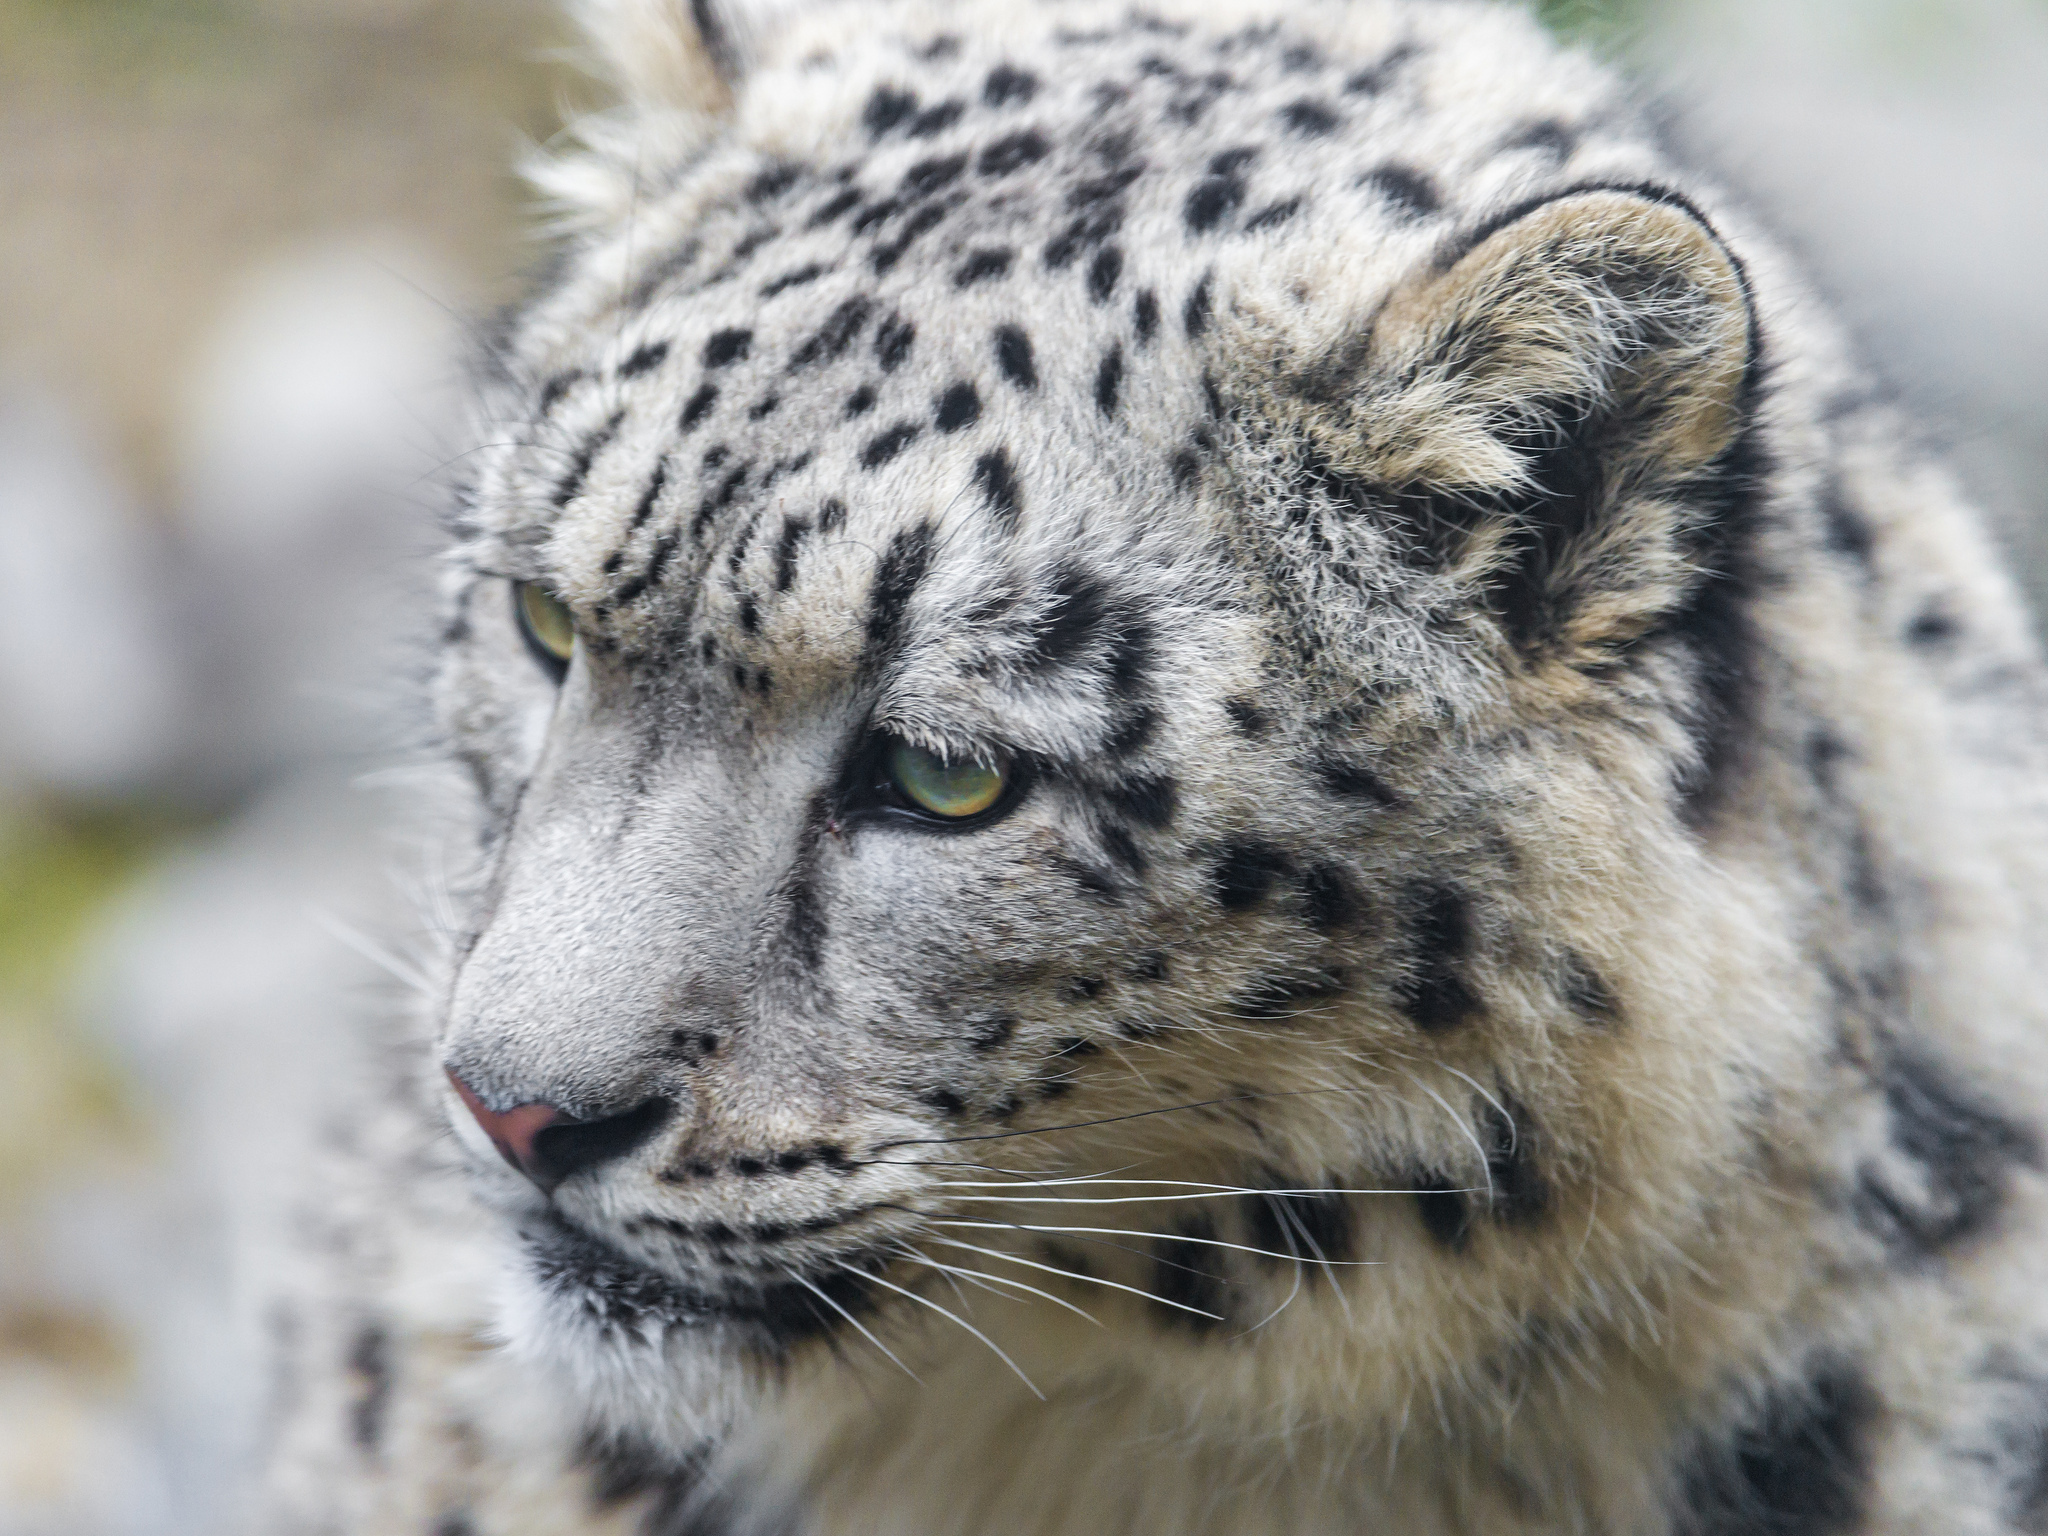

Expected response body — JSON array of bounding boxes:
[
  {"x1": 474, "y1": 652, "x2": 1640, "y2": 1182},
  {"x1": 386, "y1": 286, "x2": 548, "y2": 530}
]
[{"x1": 570, "y1": 0, "x2": 809, "y2": 115}]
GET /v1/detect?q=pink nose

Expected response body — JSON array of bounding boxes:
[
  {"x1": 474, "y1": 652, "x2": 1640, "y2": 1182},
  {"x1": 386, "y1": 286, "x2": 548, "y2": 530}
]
[{"x1": 448, "y1": 1070, "x2": 562, "y2": 1182}]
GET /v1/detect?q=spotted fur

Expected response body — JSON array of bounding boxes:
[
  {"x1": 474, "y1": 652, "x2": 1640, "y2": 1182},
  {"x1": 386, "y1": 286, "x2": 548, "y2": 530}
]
[{"x1": 257, "y1": 1, "x2": 2048, "y2": 1532}]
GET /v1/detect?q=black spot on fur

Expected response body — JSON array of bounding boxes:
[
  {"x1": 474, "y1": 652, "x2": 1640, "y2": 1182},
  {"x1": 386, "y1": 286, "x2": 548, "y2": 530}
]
[
  {"x1": 862, "y1": 521, "x2": 936, "y2": 658},
  {"x1": 1855, "y1": 1043, "x2": 2041, "y2": 1259},
  {"x1": 875, "y1": 314, "x2": 916, "y2": 371},
  {"x1": 628, "y1": 459, "x2": 670, "y2": 532},
  {"x1": 1102, "y1": 776, "x2": 1176, "y2": 829},
  {"x1": 1821, "y1": 482, "x2": 1876, "y2": 568},
  {"x1": 538, "y1": 370, "x2": 584, "y2": 413},
  {"x1": 748, "y1": 393, "x2": 780, "y2": 421},
  {"x1": 1398, "y1": 884, "x2": 1480, "y2": 1031},
  {"x1": 553, "y1": 411, "x2": 624, "y2": 508},
  {"x1": 861, "y1": 422, "x2": 921, "y2": 469},
  {"x1": 1224, "y1": 697, "x2": 1270, "y2": 737},
  {"x1": 618, "y1": 340, "x2": 669, "y2": 378},
  {"x1": 702, "y1": 328, "x2": 752, "y2": 367},
  {"x1": 920, "y1": 1087, "x2": 967, "y2": 1116},
  {"x1": 995, "y1": 325, "x2": 1038, "y2": 388},
  {"x1": 968, "y1": 1014, "x2": 1017, "y2": 1051},
  {"x1": 1087, "y1": 246, "x2": 1124, "y2": 303},
  {"x1": 1906, "y1": 604, "x2": 1957, "y2": 647},
  {"x1": 956, "y1": 248, "x2": 1014, "y2": 285},
  {"x1": 1212, "y1": 840, "x2": 1291, "y2": 910},
  {"x1": 1559, "y1": 952, "x2": 1621, "y2": 1026},
  {"x1": 773, "y1": 518, "x2": 811, "y2": 592},
  {"x1": 1315, "y1": 756, "x2": 1399, "y2": 805},
  {"x1": 818, "y1": 497, "x2": 847, "y2": 533},
  {"x1": 1243, "y1": 197, "x2": 1302, "y2": 232},
  {"x1": 845, "y1": 384, "x2": 877, "y2": 416},
  {"x1": 1183, "y1": 148, "x2": 1255, "y2": 232},
  {"x1": 1360, "y1": 164, "x2": 1439, "y2": 219},
  {"x1": 1094, "y1": 345, "x2": 1125, "y2": 416},
  {"x1": 984, "y1": 64, "x2": 1038, "y2": 105},
  {"x1": 1672, "y1": 1359, "x2": 1877, "y2": 1536},
  {"x1": 809, "y1": 186, "x2": 863, "y2": 228},
  {"x1": 979, "y1": 130, "x2": 1049, "y2": 176},
  {"x1": 908, "y1": 100, "x2": 965, "y2": 138},
  {"x1": 972, "y1": 448, "x2": 1022, "y2": 528},
  {"x1": 1344, "y1": 42, "x2": 1418, "y2": 95},
  {"x1": 1504, "y1": 119, "x2": 1579, "y2": 162},
  {"x1": 1184, "y1": 276, "x2": 1212, "y2": 337},
  {"x1": 1479, "y1": 1095, "x2": 1548, "y2": 1225},
  {"x1": 1150, "y1": 1215, "x2": 1226, "y2": 1330},
  {"x1": 1413, "y1": 1176, "x2": 1471, "y2": 1251},
  {"x1": 1300, "y1": 863, "x2": 1361, "y2": 931},
  {"x1": 761, "y1": 262, "x2": 828, "y2": 297},
  {"x1": 346, "y1": 1323, "x2": 391, "y2": 1450},
  {"x1": 1248, "y1": 1180, "x2": 1354, "y2": 1270},
  {"x1": 1133, "y1": 952, "x2": 1169, "y2": 982},
  {"x1": 1232, "y1": 968, "x2": 1347, "y2": 1021},
  {"x1": 790, "y1": 297, "x2": 872, "y2": 369},
  {"x1": 936, "y1": 381, "x2": 981, "y2": 432},
  {"x1": 1134, "y1": 288, "x2": 1160, "y2": 342},
  {"x1": 902, "y1": 152, "x2": 967, "y2": 197},
  {"x1": 1280, "y1": 98, "x2": 1340, "y2": 135},
  {"x1": 679, "y1": 383, "x2": 718, "y2": 432},
  {"x1": 864, "y1": 86, "x2": 918, "y2": 135}
]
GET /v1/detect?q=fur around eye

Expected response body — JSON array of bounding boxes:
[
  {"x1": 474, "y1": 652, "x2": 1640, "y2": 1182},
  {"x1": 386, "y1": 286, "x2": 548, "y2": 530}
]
[{"x1": 513, "y1": 581, "x2": 575, "y2": 681}]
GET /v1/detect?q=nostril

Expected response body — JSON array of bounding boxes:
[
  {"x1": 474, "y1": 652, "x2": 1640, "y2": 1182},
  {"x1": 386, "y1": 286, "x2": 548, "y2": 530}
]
[{"x1": 446, "y1": 1070, "x2": 672, "y2": 1194}]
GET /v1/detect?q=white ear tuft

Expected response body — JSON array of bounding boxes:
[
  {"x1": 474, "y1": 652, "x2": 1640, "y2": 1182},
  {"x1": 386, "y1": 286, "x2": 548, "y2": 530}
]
[{"x1": 568, "y1": 0, "x2": 816, "y2": 114}]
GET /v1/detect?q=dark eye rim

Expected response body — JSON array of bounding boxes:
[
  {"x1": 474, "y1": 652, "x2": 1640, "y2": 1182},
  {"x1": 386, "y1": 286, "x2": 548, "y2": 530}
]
[
  {"x1": 839, "y1": 733, "x2": 1033, "y2": 834},
  {"x1": 512, "y1": 580, "x2": 572, "y2": 685}
]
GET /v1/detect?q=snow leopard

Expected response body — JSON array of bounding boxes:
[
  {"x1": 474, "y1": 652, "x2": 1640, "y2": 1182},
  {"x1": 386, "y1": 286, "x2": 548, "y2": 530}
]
[{"x1": 252, "y1": 0, "x2": 2048, "y2": 1532}]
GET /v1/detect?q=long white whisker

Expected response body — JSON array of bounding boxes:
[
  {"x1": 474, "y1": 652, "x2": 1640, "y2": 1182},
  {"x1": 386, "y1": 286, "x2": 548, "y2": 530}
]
[
  {"x1": 900, "y1": 1247, "x2": 1103, "y2": 1327},
  {"x1": 1399, "y1": 1068, "x2": 1496, "y2": 1205},
  {"x1": 781, "y1": 1266, "x2": 920, "y2": 1385},
  {"x1": 923, "y1": 1236, "x2": 1224, "y2": 1322},
  {"x1": 312, "y1": 909, "x2": 434, "y2": 995},
  {"x1": 926, "y1": 1188, "x2": 1405, "y2": 1205},
  {"x1": 845, "y1": 1264, "x2": 1044, "y2": 1400},
  {"x1": 1437, "y1": 1065, "x2": 1514, "y2": 1153},
  {"x1": 932, "y1": 1219, "x2": 1382, "y2": 1267},
  {"x1": 1239, "y1": 1203, "x2": 1303, "y2": 1335}
]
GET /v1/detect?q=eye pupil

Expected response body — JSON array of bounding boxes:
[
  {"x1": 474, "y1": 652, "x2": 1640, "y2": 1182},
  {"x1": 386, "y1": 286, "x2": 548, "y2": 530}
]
[
  {"x1": 888, "y1": 742, "x2": 1008, "y2": 820},
  {"x1": 515, "y1": 581, "x2": 577, "y2": 669}
]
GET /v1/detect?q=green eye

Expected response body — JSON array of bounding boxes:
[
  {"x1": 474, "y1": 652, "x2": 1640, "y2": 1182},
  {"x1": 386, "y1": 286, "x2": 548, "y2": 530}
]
[
  {"x1": 515, "y1": 581, "x2": 576, "y2": 670},
  {"x1": 887, "y1": 741, "x2": 1008, "y2": 820}
]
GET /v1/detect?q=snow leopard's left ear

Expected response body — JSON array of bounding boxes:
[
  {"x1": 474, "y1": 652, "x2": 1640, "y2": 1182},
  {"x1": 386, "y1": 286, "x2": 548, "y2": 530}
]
[
  {"x1": 1278, "y1": 187, "x2": 1756, "y2": 659},
  {"x1": 570, "y1": 0, "x2": 811, "y2": 114}
]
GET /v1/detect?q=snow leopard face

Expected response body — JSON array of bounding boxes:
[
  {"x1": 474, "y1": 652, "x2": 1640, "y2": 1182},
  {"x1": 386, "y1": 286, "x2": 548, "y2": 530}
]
[{"x1": 433, "y1": 0, "x2": 1767, "y2": 1447}]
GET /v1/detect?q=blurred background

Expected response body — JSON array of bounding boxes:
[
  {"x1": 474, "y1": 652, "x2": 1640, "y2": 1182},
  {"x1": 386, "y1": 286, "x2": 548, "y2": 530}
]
[{"x1": 0, "y1": 0, "x2": 2043, "y2": 1530}]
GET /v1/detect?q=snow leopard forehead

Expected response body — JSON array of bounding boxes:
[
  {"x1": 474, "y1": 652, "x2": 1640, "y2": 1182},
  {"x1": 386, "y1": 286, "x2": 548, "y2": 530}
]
[{"x1": 458, "y1": 0, "x2": 1641, "y2": 692}]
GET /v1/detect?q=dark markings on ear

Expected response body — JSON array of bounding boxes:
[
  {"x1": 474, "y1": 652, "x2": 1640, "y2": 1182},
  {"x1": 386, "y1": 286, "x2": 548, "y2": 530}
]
[
  {"x1": 1559, "y1": 952, "x2": 1621, "y2": 1026},
  {"x1": 818, "y1": 497, "x2": 848, "y2": 533},
  {"x1": 538, "y1": 369, "x2": 585, "y2": 413},
  {"x1": 1854, "y1": 1042, "x2": 2041, "y2": 1259},
  {"x1": 702, "y1": 328, "x2": 753, "y2": 367},
  {"x1": 1301, "y1": 863, "x2": 1362, "y2": 931},
  {"x1": 909, "y1": 101, "x2": 965, "y2": 138},
  {"x1": 972, "y1": 448, "x2": 1023, "y2": 529},
  {"x1": 1413, "y1": 1176, "x2": 1471, "y2": 1251},
  {"x1": 1224, "y1": 697, "x2": 1271, "y2": 737},
  {"x1": 845, "y1": 383, "x2": 878, "y2": 417},
  {"x1": 1345, "y1": 42, "x2": 1418, "y2": 95},
  {"x1": 1095, "y1": 345, "x2": 1126, "y2": 416},
  {"x1": 553, "y1": 410, "x2": 625, "y2": 507},
  {"x1": 1821, "y1": 482, "x2": 1876, "y2": 569},
  {"x1": 619, "y1": 340, "x2": 670, "y2": 378},
  {"x1": 936, "y1": 382, "x2": 981, "y2": 433},
  {"x1": 873, "y1": 205, "x2": 950, "y2": 273},
  {"x1": 761, "y1": 262, "x2": 827, "y2": 298},
  {"x1": 861, "y1": 521, "x2": 936, "y2": 661},
  {"x1": 984, "y1": 63, "x2": 1038, "y2": 105},
  {"x1": 1150, "y1": 1215, "x2": 1227, "y2": 1331},
  {"x1": 956, "y1": 248, "x2": 1014, "y2": 285},
  {"x1": 1670, "y1": 1358, "x2": 1876, "y2": 1536},
  {"x1": 1479, "y1": 1095, "x2": 1548, "y2": 1225},
  {"x1": 1360, "y1": 164, "x2": 1439, "y2": 219},
  {"x1": 1134, "y1": 288, "x2": 1161, "y2": 343},
  {"x1": 865, "y1": 86, "x2": 919, "y2": 135},
  {"x1": 790, "y1": 297, "x2": 873, "y2": 369},
  {"x1": 1232, "y1": 968, "x2": 1347, "y2": 1021},
  {"x1": 1212, "y1": 840, "x2": 1293, "y2": 910},
  {"x1": 1101, "y1": 776, "x2": 1177, "y2": 829},
  {"x1": 1248, "y1": 1180, "x2": 1354, "y2": 1269},
  {"x1": 861, "y1": 422, "x2": 922, "y2": 469},
  {"x1": 1087, "y1": 246, "x2": 1125, "y2": 304},
  {"x1": 876, "y1": 314, "x2": 916, "y2": 371},
  {"x1": 1315, "y1": 756, "x2": 1400, "y2": 805},
  {"x1": 628, "y1": 459, "x2": 671, "y2": 532},
  {"x1": 1184, "y1": 148, "x2": 1256, "y2": 233},
  {"x1": 980, "y1": 130, "x2": 1050, "y2": 176},
  {"x1": 346, "y1": 1323, "x2": 391, "y2": 1450},
  {"x1": 1280, "y1": 98, "x2": 1340, "y2": 136},
  {"x1": 680, "y1": 383, "x2": 718, "y2": 432},
  {"x1": 773, "y1": 517, "x2": 811, "y2": 592},
  {"x1": 1398, "y1": 883, "x2": 1480, "y2": 1031},
  {"x1": 995, "y1": 325, "x2": 1038, "y2": 388}
]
